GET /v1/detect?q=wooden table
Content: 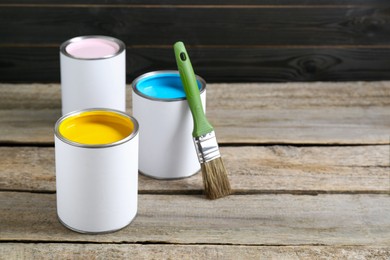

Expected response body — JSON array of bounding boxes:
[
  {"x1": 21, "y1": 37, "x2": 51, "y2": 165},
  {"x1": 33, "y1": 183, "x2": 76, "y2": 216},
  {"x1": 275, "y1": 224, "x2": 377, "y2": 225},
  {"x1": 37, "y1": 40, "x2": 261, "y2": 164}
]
[{"x1": 1, "y1": 82, "x2": 389, "y2": 259}]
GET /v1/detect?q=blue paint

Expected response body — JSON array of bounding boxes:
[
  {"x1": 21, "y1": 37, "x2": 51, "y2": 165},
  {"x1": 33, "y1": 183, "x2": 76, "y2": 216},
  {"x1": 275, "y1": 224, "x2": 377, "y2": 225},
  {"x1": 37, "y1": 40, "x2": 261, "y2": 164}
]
[{"x1": 135, "y1": 72, "x2": 202, "y2": 99}]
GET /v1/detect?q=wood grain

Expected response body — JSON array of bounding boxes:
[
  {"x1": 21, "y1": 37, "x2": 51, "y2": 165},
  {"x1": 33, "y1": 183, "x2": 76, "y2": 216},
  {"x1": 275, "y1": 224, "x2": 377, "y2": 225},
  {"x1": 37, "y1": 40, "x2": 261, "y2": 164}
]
[
  {"x1": 0, "y1": 82, "x2": 389, "y2": 144},
  {"x1": 3, "y1": 47, "x2": 390, "y2": 83},
  {"x1": 1, "y1": 192, "x2": 389, "y2": 245},
  {"x1": 0, "y1": 146, "x2": 388, "y2": 193},
  {"x1": 1, "y1": 5, "x2": 390, "y2": 46},
  {"x1": 1, "y1": 243, "x2": 389, "y2": 260},
  {"x1": 2, "y1": 1, "x2": 390, "y2": 82},
  {"x1": 0, "y1": 79, "x2": 389, "y2": 258}
]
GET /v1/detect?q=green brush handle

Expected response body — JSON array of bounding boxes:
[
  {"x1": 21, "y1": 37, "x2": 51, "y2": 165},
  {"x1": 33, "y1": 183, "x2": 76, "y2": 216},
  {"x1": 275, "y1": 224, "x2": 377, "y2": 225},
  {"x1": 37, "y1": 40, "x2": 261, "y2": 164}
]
[{"x1": 174, "y1": 41, "x2": 214, "y2": 137}]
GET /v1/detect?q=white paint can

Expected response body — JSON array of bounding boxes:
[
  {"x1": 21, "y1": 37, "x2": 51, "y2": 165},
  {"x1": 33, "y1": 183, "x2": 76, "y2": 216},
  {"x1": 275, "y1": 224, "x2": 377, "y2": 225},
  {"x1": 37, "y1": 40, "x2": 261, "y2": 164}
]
[
  {"x1": 54, "y1": 108, "x2": 139, "y2": 233},
  {"x1": 60, "y1": 35, "x2": 126, "y2": 115},
  {"x1": 132, "y1": 70, "x2": 206, "y2": 179}
]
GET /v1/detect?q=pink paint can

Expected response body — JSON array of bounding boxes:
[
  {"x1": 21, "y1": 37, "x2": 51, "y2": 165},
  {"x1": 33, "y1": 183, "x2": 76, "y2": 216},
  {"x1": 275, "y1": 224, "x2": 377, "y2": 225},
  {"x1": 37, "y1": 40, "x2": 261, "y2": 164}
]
[{"x1": 60, "y1": 35, "x2": 126, "y2": 115}]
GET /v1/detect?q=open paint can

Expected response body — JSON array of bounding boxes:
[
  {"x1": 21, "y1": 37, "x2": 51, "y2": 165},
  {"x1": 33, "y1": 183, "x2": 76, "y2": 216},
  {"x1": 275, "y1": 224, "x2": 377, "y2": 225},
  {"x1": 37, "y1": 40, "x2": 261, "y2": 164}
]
[
  {"x1": 132, "y1": 70, "x2": 206, "y2": 179},
  {"x1": 54, "y1": 108, "x2": 139, "y2": 233},
  {"x1": 60, "y1": 35, "x2": 126, "y2": 115}
]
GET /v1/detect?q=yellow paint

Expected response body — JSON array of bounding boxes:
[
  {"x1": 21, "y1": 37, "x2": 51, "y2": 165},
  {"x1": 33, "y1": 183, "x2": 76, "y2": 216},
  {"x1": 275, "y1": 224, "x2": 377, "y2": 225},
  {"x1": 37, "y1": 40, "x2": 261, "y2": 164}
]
[{"x1": 59, "y1": 111, "x2": 133, "y2": 145}]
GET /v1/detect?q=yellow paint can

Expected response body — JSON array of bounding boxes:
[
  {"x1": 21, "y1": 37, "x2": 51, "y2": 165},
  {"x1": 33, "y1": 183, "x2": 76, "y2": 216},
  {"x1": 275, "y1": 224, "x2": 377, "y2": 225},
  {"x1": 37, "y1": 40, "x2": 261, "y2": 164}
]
[
  {"x1": 58, "y1": 110, "x2": 134, "y2": 145},
  {"x1": 54, "y1": 108, "x2": 139, "y2": 233}
]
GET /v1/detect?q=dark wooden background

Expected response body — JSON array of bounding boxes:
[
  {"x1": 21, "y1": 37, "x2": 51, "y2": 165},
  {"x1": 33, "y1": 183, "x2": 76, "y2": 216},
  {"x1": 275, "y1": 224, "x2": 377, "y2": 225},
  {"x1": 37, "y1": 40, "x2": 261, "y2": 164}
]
[{"x1": 1, "y1": 0, "x2": 390, "y2": 83}]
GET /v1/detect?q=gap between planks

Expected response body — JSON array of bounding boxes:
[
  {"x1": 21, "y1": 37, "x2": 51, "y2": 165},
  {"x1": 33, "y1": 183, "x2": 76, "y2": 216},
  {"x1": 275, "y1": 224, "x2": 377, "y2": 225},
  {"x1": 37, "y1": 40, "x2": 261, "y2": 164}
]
[
  {"x1": 1, "y1": 189, "x2": 389, "y2": 196},
  {"x1": 1, "y1": 243, "x2": 389, "y2": 260},
  {"x1": 0, "y1": 142, "x2": 389, "y2": 147}
]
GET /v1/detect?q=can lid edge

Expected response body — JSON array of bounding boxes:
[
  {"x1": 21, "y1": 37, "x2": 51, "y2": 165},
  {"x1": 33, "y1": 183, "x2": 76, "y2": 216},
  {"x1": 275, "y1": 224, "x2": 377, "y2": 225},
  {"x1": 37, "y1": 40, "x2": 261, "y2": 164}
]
[{"x1": 54, "y1": 108, "x2": 139, "y2": 149}]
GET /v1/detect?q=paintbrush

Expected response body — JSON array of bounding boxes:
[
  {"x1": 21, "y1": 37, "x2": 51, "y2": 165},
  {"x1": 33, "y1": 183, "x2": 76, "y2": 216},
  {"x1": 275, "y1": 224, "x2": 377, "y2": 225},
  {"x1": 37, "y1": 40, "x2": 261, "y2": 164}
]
[{"x1": 174, "y1": 41, "x2": 231, "y2": 199}]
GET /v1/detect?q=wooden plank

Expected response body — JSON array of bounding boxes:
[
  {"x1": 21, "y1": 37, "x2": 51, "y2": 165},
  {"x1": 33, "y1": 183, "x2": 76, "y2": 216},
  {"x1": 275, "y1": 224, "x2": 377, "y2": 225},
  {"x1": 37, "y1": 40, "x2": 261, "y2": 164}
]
[
  {"x1": 0, "y1": 82, "x2": 389, "y2": 144},
  {"x1": 0, "y1": 146, "x2": 388, "y2": 193},
  {"x1": 0, "y1": 110, "x2": 59, "y2": 145},
  {"x1": 209, "y1": 83, "x2": 390, "y2": 144},
  {"x1": 0, "y1": 83, "x2": 61, "y2": 110},
  {"x1": 213, "y1": 107, "x2": 390, "y2": 144},
  {"x1": 1, "y1": 6, "x2": 390, "y2": 46},
  {"x1": 1, "y1": 243, "x2": 390, "y2": 260},
  {"x1": 2, "y1": 81, "x2": 390, "y2": 109},
  {"x1": 3, "y1": 46, "x2": 390, "y2": 83},
  {"x1": 1, "y1": 192, "x2": 389, "y2": 245}
]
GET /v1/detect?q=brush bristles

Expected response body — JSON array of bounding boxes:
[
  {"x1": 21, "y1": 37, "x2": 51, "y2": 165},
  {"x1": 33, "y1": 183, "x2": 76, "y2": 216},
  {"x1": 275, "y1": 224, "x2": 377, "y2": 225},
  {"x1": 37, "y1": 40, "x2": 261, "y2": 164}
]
[{"x1": 201, "y1": 157, "x2": 232, "y2": 200}]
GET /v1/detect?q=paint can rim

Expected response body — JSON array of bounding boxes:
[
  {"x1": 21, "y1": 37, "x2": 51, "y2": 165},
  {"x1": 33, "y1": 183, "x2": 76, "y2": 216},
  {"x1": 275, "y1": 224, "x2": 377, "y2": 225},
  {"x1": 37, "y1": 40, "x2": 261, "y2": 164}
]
[
  {"x1": 54, "y1": 108, "x2": 139, "y2": 149},
  {"x1": 60, "y1": 35, "x2": 125, "y2": 60},
  {"x1": 131, "y1": 70, "x2": 206, "y2": 102}
]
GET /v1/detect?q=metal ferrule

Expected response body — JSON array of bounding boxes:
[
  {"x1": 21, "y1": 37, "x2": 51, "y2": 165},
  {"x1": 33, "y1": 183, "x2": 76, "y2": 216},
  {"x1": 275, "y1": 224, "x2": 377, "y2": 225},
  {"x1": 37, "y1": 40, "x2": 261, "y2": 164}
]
[{"x1": 193, "y1": 131, "x2": 221, "y2": 164}]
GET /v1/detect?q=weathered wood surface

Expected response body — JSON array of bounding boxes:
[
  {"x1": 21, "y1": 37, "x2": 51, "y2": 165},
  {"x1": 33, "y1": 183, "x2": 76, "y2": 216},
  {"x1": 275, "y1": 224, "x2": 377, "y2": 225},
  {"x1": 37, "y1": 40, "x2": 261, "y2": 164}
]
[
  {"x1": 1, "y1": 82, "x2": 389, "y2": 259},
  {"x1": 1, "y1": 82, "x2": 389, "y2": 144},
  {"x1": 1, "y1": 244, "x2": 389, "y2": 260},
  {"x1": 1, "y1": 192, "x2": 389, "y2": 245},
  {"x1": 1, "y1": 146, "x2": 389, "y2": 193}
]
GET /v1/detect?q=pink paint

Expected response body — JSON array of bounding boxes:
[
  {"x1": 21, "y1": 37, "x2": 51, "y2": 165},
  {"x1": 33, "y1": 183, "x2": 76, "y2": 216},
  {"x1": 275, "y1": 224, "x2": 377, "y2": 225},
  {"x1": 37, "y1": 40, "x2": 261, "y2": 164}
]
[{"x1": 66, "y1": 38, "x2": 120, "y2": 59}]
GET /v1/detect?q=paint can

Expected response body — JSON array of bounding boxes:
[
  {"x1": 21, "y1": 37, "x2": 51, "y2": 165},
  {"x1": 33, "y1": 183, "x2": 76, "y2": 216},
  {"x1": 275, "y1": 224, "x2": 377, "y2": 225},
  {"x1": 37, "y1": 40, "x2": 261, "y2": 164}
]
[
  {"x1": 54, "y1": 108, "x2": 139, "y2": 233},
  {"x1": 132, "y1": 70, "x2": 206, "y2": 179},
  {"x1": 60, "y1": 35, "x2": 126, "y2": 115}
]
